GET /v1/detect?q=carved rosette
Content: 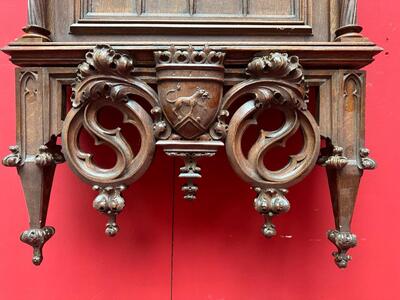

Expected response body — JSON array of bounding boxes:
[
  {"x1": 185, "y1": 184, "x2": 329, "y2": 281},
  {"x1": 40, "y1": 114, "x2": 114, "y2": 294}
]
[
  {"x1": 224, "y1": 53, "x2": 320, "y2": 236},
  {"x1": 62, "y1": 45, "x2": 158, "y2": 235},
  {"x1": 328, "y1": 230, "x2": 357, "y2": 268},
  {"x1": 20, "y1": 226, "x2": 55, "y2": 266}
]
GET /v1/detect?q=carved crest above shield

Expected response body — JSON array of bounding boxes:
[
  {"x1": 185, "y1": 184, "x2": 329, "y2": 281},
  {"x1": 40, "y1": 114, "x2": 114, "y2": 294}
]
[{"x1": 155, "y1": 46, "x2": 225, "y2": 139}]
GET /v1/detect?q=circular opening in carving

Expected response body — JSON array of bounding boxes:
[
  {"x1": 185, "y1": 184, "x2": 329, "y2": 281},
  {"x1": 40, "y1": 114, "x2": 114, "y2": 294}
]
[
  {"x1": 78, "y1": 128, "x2": 117, "y2": 169},
  {"x1": 263, "y1": 129, "x2": 305, "y2": 172}
]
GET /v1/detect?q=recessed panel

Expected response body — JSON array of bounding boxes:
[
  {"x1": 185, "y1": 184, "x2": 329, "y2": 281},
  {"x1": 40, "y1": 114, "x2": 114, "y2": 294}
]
[
  {"x1": 248, "y1": 0, "x2": 294, "y2": 16},
  {"x1": 144, "y1": 0, "x2": 189, "y2": 15},
  {"x1": 90, "y1": 0, "x2": 135, "y2": 13},
  {"x1": 194, "y1": 0, "x2": 242, "y2": 15}
]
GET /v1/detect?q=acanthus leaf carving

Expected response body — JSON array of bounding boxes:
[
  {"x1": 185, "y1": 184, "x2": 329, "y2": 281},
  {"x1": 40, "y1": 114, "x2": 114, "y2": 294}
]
[{"x1": 2, "y1": 145, "x2": 22, "y2": 167}]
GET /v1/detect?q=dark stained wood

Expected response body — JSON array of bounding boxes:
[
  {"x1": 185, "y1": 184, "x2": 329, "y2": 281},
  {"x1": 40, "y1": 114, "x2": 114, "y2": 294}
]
[{"x1": 1, "y1": 0, "x2": 380, "y2": 268}]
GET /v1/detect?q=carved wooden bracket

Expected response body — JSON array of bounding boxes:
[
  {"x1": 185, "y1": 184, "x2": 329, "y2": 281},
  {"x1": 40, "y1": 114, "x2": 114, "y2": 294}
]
[{"x1": 59, "y1": 44, "x2": 326, "y2": 262}]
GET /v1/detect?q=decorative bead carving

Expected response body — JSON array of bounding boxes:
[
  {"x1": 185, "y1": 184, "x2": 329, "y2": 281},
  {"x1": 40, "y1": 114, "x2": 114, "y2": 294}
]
[
  {"x1": 328, "y1": 230, "x2": 357, "y2": 268},
  {"x1": 20, "y1": 226, "x2": 55, "y2": 266},
  {"x1": 254, "y1": 188, "x2": 290, "y2": 238},
  {"x1": 170, "y1": 152, "x2": 214, "y2": 200},
  {"x1": 158, "y1": 140, "x2": 223, "y2": 200},
  {"x1": 318, "y1": 146, "x2": 348, "y2": 169},
  {"x1": 2, "y1": 145, "x2": 22, "y2": 167},
  {"x1": 360, "y1": 148, "x2": 376, "y2": 170},
  {"x1": 93, "y1": 185, "x2": 126, "y2": 237},
  {"x1": 154, "y1": 45, "x2": 225, "y2": 66}
]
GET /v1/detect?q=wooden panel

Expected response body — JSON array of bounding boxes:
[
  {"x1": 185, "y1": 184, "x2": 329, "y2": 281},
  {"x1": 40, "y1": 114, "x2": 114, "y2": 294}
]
[
  {"x1": 80, "y1": 0, "x2": 305, "y2": 20},
  {"x1": 144, "y1": 0, "x2": 189, "y2": 15},
  {"x1": 248, "y1": 0, "x2": 294, "y2": 16},
  {"x1": 72, "y1": 0, "x2": 312, "y2": 36},
  {"x1": 90, "y1": 0, "x2": 135, "y2": 13},
  {"x1": 194, "y1": 0, "x2": 242, "y2": 15}
]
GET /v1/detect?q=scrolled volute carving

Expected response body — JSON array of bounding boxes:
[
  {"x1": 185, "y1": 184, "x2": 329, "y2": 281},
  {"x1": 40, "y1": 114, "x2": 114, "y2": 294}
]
[
  {"x1": 328, "y1": 230, "x2": 357, "y2": 268},
  {"x1": 246, "y1": 53, "x2": 304, "y2": 85},
  {"x1": 63, "y1": 45, "x2": 158, "y2": 236},
  {"x1": 2, "y1": 145, "x2": 22, "y2": 167},
  {"x1": 225, "y1": 53, "x2": 319, "y2": 189},
  {"x1": 20, "y1": 226, "x2": 55, "y2": 266},
  {"x1": 224, "y1": 53, "x2": 320, "y2": 238}
]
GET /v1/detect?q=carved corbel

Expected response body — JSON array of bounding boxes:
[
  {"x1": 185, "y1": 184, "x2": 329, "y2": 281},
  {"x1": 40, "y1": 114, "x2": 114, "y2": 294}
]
[
  {"x1": 224, "y1": 53, "x2": 320, "y2": 237},
  {"x1": 62, "y1": 45, "x2": 157, "y2": 235}
]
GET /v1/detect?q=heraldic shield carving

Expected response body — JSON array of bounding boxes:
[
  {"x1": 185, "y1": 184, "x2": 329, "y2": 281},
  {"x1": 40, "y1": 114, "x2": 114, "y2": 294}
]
[
  {"x1": 155, "y1": 46, "x2": 225, "y2": 139},
  {"x1": 61, "y1": 44, "x2": 321, "y2": 262}
]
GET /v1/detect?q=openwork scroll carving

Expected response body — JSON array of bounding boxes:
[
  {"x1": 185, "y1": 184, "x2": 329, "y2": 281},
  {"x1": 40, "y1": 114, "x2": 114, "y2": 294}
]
[
  {"x1": 59, "y1": 45, "x2": 357, "y2": 268},
  {"x1": 224, "y1": 53, "x2": 320, "y2": 236},
  {"x1": 62, "y1": 45, "x2": 157, "y2": 235}
]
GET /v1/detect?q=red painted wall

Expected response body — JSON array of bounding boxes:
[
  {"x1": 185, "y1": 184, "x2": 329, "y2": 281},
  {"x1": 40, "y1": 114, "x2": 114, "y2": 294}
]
[{"x1": 0, "y1": 1, "x2": 398, "y2": 299}]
